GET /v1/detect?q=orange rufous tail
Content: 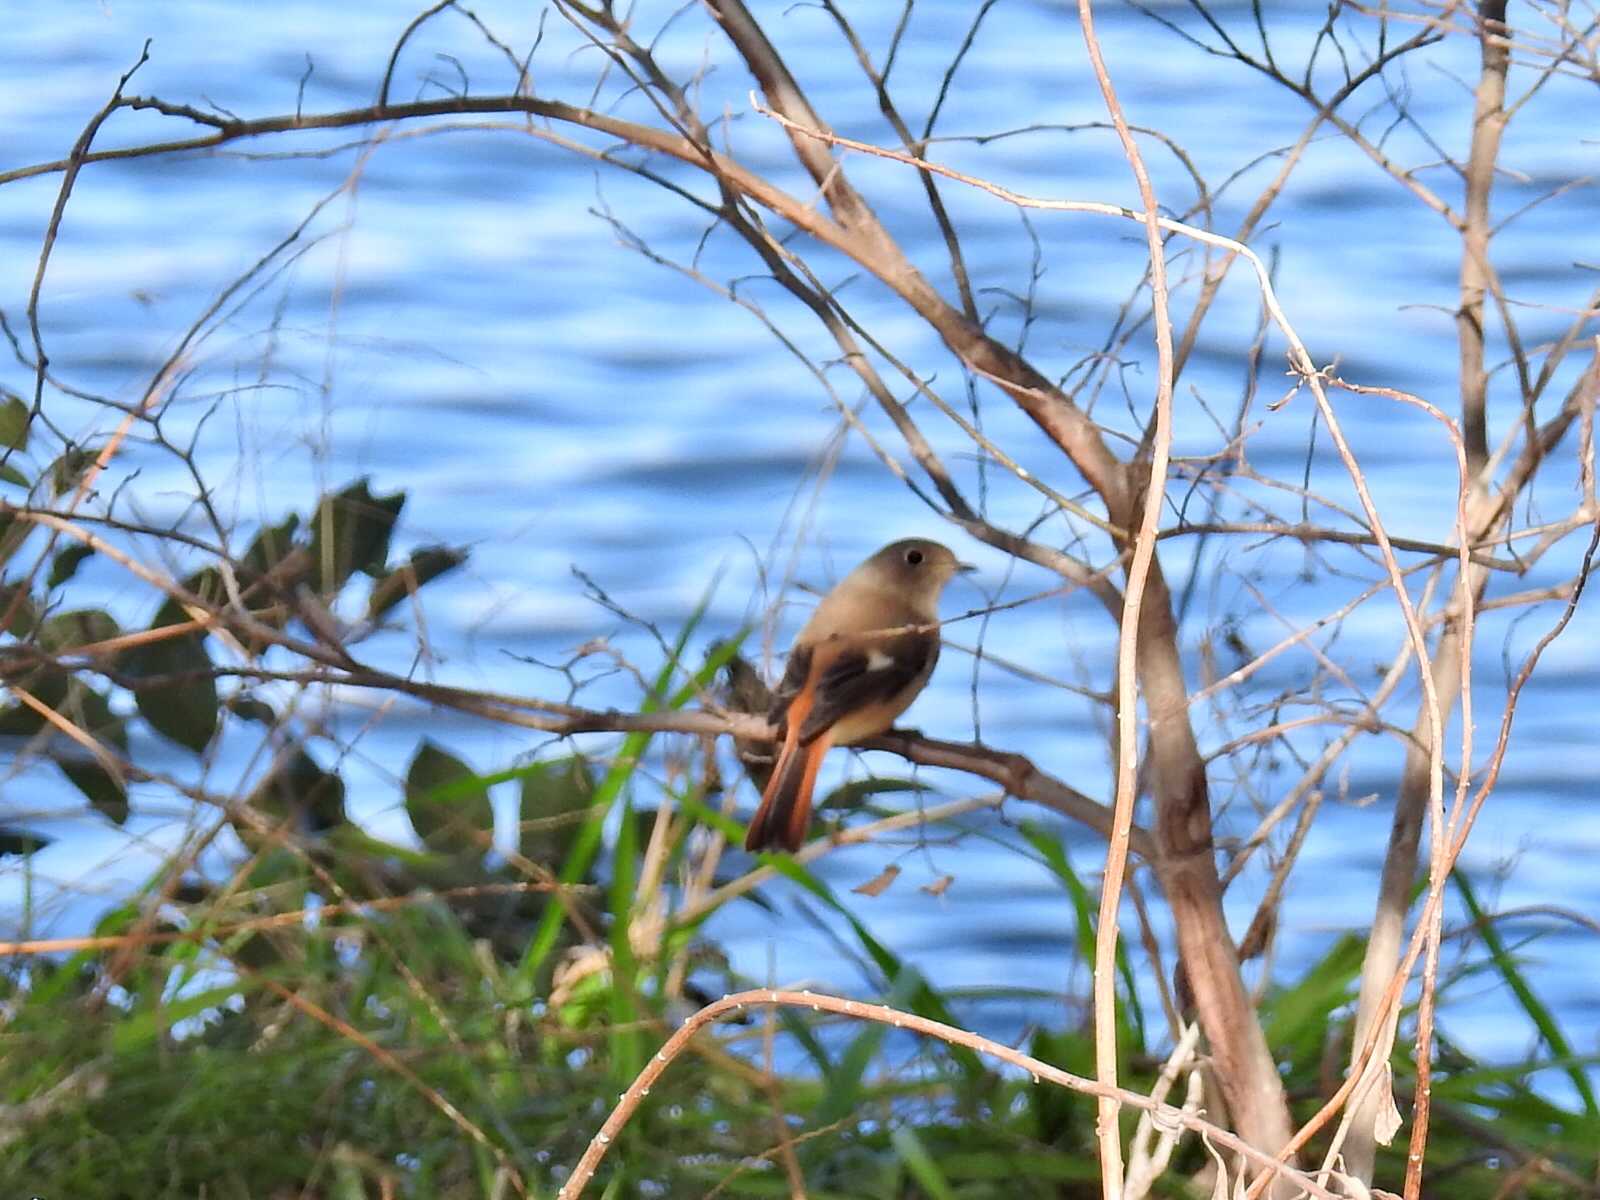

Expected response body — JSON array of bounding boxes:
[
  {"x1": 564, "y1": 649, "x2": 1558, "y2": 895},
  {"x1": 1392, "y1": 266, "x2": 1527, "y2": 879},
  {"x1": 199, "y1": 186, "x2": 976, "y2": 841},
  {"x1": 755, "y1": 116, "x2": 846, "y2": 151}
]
[{"x1": 744, "y1": 729, "x2": 833, "y2": 852}]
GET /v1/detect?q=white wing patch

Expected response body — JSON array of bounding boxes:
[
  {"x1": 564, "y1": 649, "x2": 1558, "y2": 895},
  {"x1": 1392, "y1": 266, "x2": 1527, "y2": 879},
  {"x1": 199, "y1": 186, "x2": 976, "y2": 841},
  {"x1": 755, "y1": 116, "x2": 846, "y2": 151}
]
[{"x1": 865, "y1": 649, "x2": 895, "y2": 671}]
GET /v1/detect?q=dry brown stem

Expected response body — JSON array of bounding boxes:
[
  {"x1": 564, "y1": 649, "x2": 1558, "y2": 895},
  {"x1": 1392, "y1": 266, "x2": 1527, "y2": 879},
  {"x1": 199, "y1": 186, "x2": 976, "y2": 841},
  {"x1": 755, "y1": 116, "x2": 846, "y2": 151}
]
[{"x1": 555, "y1": 989, "x2": 1342, "y2": 1200}]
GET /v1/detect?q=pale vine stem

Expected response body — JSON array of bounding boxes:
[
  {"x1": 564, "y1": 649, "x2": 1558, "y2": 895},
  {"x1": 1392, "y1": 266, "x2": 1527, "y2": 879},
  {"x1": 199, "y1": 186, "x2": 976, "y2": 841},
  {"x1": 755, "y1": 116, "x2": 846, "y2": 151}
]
[
  {"x1": 554, "y1": 988, "x2": 1342, "y2": 1200},
  {"x1": 1071, "y1": 1, "x2": 1178, "y2": 1195}
]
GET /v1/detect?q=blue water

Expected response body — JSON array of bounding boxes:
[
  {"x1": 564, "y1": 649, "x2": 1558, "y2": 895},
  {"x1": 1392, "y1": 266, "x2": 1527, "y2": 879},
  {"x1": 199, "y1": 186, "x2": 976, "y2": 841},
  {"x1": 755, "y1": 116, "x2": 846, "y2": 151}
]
[{"x1": 3, "y1": 1, "x2": 1596, "y2": 1103}]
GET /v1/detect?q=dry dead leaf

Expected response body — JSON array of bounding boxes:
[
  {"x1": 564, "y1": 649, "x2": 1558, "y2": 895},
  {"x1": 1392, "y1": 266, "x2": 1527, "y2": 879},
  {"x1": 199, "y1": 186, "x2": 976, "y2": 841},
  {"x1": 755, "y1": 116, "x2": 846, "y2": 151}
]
[
  {"x1": 851, "y1": 864, "x2": 900, "y2": 897},
  {"x1": 1372, "y1": 1062, "x2": 1403, "y2": 1146}
]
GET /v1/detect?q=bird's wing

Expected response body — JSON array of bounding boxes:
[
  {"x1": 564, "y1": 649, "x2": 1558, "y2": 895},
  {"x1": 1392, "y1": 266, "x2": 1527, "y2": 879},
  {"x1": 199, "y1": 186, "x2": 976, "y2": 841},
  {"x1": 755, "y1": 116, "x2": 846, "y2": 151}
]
[
  {"x1": 765, "y1": 642, "x2": 813, "y2": 736},
  {"x1": 797, "y1": 632, "x2": 936, "y2": 744}
]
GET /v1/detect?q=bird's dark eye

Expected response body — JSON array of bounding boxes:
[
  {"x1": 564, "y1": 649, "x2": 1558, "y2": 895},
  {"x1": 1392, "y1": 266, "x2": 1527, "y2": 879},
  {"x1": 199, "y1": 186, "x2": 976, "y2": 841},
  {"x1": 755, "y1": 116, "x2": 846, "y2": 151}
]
[{"x1": 905, "y1": 548, "x2": 924, "y2": 565}]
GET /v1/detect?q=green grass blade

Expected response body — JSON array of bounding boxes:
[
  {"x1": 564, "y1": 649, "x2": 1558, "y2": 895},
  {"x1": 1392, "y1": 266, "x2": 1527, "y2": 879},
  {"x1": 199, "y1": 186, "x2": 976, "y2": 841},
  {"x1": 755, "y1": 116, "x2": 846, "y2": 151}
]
[
  {"x1": 513, "y1": 602, "x2": 746, "y2": 988},
  {"x1": 890, "y1": 1126, "x2": 957, "y2": 1200},
  {"x1": 1452, "y1": 869, "x2": 1599, "y2": 1118},
  {"x1": 607, "y1": 779, "x2": 643, "y2": 1082},
  {"x1": 1021, "y1": 821, "x2": 1145, "y2": 1043}
]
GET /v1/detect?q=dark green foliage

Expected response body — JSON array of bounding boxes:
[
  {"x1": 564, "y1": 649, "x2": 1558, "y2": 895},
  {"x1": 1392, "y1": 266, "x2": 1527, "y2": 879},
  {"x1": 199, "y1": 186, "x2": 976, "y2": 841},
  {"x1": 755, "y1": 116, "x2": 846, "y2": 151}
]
[
  {"x1": 818, "y1": 775, "x2": 928, "y2": 814},
  {"x1": 405, "y1": 740, "x2": 493, "y2": 857},
  {"x1": 307, "y1": 476, "x2": 405, "y2": 594},
  {"x1": 49, "y1": 446, "x2": 96, "y2": 496},
  {"x1": 0, "y1": 827, "x2": 52, "y2": 856},
  {"x1": 241, "y1": 512, "x2": 300, "y2": 579},
  {"x1": 0, "y1": 504, "x2": 28, "y2": 569},
  {"x1": 3, "y1": 484, "x2": 1590, "y2": 1198},
  {"x1": 4, "y1": 724, "x2": 1594, "y2": 1200},
  {"x1": 1, "y1": 479, "x2": 465, "y2": 802},
  {"x1": 38, "y1": 607, "x2": 118, "y2": 651},
  {"x1": 0, "y1": 660, "x2": 69, "y2": 723},
  {"x1": 0, "y1": 390, "x2": 29, "y2": 450},
  {"x1": 0, "y1": 581, "x2": 36, "y2": 633},
  {"x1": 249, "y1": 744, "x2": 347, "y2": 835},
  {"x1": 46, "y1": 542, "x2": 94, "y2": 588},
  {"x1": 55, "y1": 681, "x2": 130, "y2": 822},
  {"x1": 518, "y1": 756, "x2": 594, "y2": 864},
  {"x1": 225, "y1": 694, "x2": 277, "y2": 724},
  {"x1": 119, "y1": 596, "x2": 218, "y2": 753},
  {"x1": 368, "y1": 544, "x2": 469, "y2": 620}
]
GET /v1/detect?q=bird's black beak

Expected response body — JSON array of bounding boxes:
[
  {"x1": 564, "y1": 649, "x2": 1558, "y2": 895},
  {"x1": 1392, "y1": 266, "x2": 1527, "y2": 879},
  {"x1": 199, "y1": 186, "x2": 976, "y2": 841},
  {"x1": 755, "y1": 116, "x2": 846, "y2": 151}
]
[{"x1": 957, "y1": 561, "x2": 978, "y2": 574}]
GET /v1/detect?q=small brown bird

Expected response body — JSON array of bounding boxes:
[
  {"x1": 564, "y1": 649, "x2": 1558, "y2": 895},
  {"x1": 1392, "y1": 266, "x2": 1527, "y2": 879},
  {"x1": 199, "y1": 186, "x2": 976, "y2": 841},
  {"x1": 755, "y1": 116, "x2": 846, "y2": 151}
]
[{"x1": 745, "y1": 538, "x2": 973, "y2": 853}]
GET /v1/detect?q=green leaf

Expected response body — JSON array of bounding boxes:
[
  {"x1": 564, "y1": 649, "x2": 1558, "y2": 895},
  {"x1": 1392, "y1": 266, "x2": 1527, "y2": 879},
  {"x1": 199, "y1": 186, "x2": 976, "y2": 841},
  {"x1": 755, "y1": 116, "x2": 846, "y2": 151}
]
[
  {"x1": 1031, "y1": 1026, "x2": 1110, "y2": 1144},
  {"x1": 518, "y1": 757, "x2": 593, "y2": 864},
  {"x1": 0, "y1": 507, "x2": 31, "y2": 570},
  {"x1": 0, "y1": 663, "x2": 70, "y2": 733},
  {"x1": 890, "y1": 1126, "x2": 956, "y2": 1200},
  {"x1": 939, "y1": 1150, "x2": 1100, "y2": 1183},
  {"x1": 815, "y1": 967, "x2": 922, "y2": 1129},
  {"x1": 1454, "y1": 869, "x2": 1599, "y2": 1118},
  {"x1": 607, "y1": 776, "x2": 643, "y2": 1083},
  {"x1": 52, "y1": 682, "x2": 129, "y2": 823},
  {"x1": 0, "y1": 392, "x2": 29, "y2": 450},
  {"x1": 111, "y1": 980, "x2": 261, "y2": 1055},
  {"x1": 405, "y1": 741, "x2": 492, "y2": 857},
  {"x1": 251, "y1": 745, "x2": 346, "y2": 834},
  {"x1": 46, "y1": 543, "x2": 95, "y2": 589},
  {"x1": 242, "y1": 513, "x2": 301, "y2": 578},
  {"x1": 60, "y1": 760, "x2": 129, "y2": 824},
  {"x1": 1264, "y1": 932, "x2": 1363, "y2": 1057},
  {"x1": 179, "y1": 568, "x2": 228, "y2": 609},
  {"x1": 50, "y1": 446, "x2": 96, "y2": 496},
  {"x1": 0, "y1": 461, "x2": 27, "y2": 488},
  {"x1": 38, "y1": 608, "x2": 119, "y2": 652},
  {"x1": 366, "y1": 544, "x2": 468, "y2": 620},
  {"x1": 226, "y1": 695, "x2": 278, "y2": 725},
  {"x1": 1022, "y1": 821, "x2": 1146, "y2": 1043},
  {"x1": 0, "y1": 827, "x2": 52, "y2": 857},
  {"x1": 308, "y1": 478, "x2": 405, "y2": 594},
  {"x1": 232, "y1": 516, "x2": 310, "y2": 637},
  {"x1": 819, "y1": 775, "x2": 928, "y2": 813},
  {"x1": 120, "y1": 611, "x2": 218, "y2": 753},
  {"x1": 516, "y1": 605, "x2": 748, "y2": 987},
  {"x1": 0, "y1": 582, "x2": 38, "y2": 636},
  {"x1": 58, "y1": 680, "x2": 128, "y2": 752}
]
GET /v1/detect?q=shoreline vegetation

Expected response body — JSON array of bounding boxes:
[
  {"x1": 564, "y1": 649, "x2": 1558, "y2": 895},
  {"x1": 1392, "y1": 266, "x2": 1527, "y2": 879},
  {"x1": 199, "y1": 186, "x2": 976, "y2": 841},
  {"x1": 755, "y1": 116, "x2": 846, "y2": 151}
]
[{"x1": 5, "y1": 0, "x2": 1599, "y2": 1195}]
